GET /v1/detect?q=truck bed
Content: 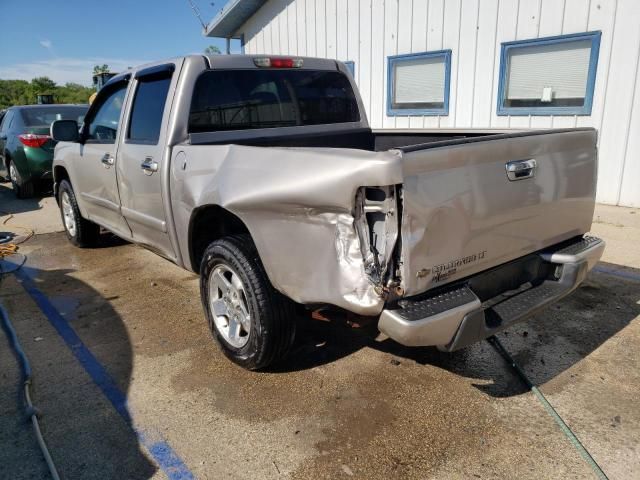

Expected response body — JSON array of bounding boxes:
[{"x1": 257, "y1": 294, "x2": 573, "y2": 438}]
[
  {"x1": 188, "y1": 127, "x2": 501, "y2": 151},
  {"x1": 178, "y1": 126, "x2": 597, "y2": 311}
]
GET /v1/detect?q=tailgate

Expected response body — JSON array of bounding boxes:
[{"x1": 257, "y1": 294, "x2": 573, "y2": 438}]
[{"x1": 398, "y1": 128, "x2": 597, "y2": 297}]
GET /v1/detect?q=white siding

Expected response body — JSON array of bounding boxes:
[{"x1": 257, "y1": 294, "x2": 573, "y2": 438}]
[{"x1": 239, "y1": 0, "x2": 640, "y2": 207}]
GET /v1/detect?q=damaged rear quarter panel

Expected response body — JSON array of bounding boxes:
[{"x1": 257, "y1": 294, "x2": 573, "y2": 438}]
[{"x1": 170, "y1": 144, "x2": 403, "y2": 315}]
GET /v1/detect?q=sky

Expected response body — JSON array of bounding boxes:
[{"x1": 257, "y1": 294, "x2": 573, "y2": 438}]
[{"x1": 0, "y1": 0, "x2": 241, "y2": 86}]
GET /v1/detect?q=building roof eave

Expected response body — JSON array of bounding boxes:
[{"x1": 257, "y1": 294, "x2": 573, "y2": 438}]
[{"x1": 204, "y1": 0, "x2": 266, "y2": 38}]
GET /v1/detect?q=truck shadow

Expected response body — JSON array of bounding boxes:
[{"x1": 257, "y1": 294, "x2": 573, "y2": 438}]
[
  {"x1": 0, "y1": 263, "x2": 157, "y2": 480},
  {"x1": 0, "y1": 182, "x2": 45, "y2": 215},
  {"x1": 284, "y1": 262, "x2": 640, "y2": 398}
]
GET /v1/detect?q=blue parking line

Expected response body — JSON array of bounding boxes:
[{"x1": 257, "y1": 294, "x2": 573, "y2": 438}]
[{"x1": 13, "y1": 267, "x2": 195, "y2": 480}]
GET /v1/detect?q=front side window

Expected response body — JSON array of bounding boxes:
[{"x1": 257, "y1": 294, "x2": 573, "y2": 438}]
[
  {"x1": 497, "y1": 32, "x2": 601, "y2": 115},
  {"x1": 127, "y1": 76, "x2": 171, "y2": 144},
  {"x1": 86, "y1": 83, "x2": 127, "y2": 143},
  {"x1": 189, "y1": 69, "x2": 360, "y2": 133},
  {"x1": 387, "y1": 50, "x2": 451, "y2": 116}
]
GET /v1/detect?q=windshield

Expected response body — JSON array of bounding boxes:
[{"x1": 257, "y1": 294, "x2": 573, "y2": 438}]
[
  {"x1": 20, "y1": 106, "x2": 88, "y2": 127},
  {"x1": 189, "y1": 69, "x2": 360, "y2": 133}
]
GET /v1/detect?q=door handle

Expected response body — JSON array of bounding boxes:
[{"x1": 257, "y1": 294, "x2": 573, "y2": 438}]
[
  {"x1": 141, "y1": 157, "x2": 158, "y2": 175},
  {"x1": 101, "y1": 153, "x2": 115, "y2": 167},
  {"x1": 505, "y1": 159, "x2": 536, "y2": 181}
]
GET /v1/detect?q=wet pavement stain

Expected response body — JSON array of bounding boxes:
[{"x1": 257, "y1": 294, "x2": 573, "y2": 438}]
[{"x1": 4, "y1": 232, "x2": 639, "y2": 479}]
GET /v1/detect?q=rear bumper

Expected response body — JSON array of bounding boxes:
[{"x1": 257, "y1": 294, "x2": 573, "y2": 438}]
[
  {"x1": 378, "y1": 236, "x2": 605, "y2": 349},
  {"x1": 24, "y1": 146, "x2": 53, "y2": 182}
]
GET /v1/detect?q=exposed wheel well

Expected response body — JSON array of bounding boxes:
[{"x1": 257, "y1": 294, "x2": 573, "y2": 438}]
[
  {"x1": 53, "y1": 166, "x2": 70, "y2": 201},
  {"x1": 188, "y1": 205, "x2": 250, "y2": 272}
]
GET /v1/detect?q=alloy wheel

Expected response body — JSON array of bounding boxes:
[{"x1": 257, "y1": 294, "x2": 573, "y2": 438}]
[
  {"x1": 9, "y1": 163, "x2": 18, "y2": 185},
  {"x1": 208, "y1": 264, "x2": 251, "y2": 348},
  {"x1": 61, "y1": 191, "x2": 77, "y2": 237}
]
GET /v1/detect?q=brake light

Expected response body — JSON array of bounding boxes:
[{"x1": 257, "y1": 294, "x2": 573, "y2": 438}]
[
  {"x1": 253, "y1": 57, "x2": 303, "y2": 68},
  {"x1": 18, "y1": 133, "x2": 50, "y2": 148}
]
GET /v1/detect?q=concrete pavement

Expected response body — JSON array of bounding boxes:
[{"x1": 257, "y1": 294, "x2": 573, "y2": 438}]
[{"x1": 1, "y1": 182, "x2": 638, "y2": 479}]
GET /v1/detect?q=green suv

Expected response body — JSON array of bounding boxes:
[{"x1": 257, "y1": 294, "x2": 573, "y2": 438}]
[{"x1": 0, "y1": 104, "x2": 87, "y2": 198}]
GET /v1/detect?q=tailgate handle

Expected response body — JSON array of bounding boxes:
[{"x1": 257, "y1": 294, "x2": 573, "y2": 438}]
[{"x1": 505, "y1": 159, "x2": 536, "y2": 181}]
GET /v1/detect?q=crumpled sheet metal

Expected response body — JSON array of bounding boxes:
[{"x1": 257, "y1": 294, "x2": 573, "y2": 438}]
[{"x1": 171, "y1": 144, "x2": 403, "y2": 315}]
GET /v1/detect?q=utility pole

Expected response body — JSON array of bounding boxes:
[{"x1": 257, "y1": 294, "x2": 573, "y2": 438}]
[{"x1": 186, "y1": 0, "x2": 207, "y2": 31}]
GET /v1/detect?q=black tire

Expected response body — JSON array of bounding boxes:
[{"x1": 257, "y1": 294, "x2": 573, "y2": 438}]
[
  {"x1": 8, "y1": 159, "x2": 34, "y2": 199},
  {"x1": 200, "y1": 234, "x2": 297, "y2": 370},
  {"x1": 58, "y1": 179, "x2": 100, "y2": 247},
  {"x1": 1, "y1": 163, "x2": 9, "y2": 183}
]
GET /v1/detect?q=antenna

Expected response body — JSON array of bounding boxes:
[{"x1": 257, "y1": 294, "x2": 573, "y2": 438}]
[{"x1": 186, "y1": 0, "x2": 207, "y2": 31}]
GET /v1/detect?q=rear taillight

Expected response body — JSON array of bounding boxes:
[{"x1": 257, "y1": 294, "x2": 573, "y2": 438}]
[
  {"x1": 253, "y1": 57, "x2": 303, "y2": 68},
  {"x1": 18, "y1": 133, "x2": 50, "y2": 148}
]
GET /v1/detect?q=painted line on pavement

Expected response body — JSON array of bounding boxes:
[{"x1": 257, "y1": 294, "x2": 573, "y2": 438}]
[{"x1": 13, "y1": 267, "x2": 195, "y2": 480}]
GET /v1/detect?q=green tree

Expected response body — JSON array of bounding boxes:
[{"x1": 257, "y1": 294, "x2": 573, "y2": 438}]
[
  {"x1": 31, "y1": 76, "x2": 57, "y2": 95},
  {"x1": 56, "y1": 83, "x2": 94, "y2": 104},
  {"x1": 93, "y1": 64, "x2": 110, "y2": 75},
  {"x1": 0, "y1": 79, "x2": 32, "y2": 109},
  {"x1": 0, "y1": 78, "x2": 95, "y2": 109},
  {"x1": 205, "y1": 45, "x2": 221, "y2": 55}
]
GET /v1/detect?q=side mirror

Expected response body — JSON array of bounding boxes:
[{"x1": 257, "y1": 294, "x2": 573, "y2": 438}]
[{"x1": 51, "y1": 119, "x2": 80, "y2": 142}]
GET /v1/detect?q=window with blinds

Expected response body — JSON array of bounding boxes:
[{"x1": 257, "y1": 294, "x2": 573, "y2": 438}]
[
  {"x1": 498, "y1": 32, "x2": 601, "y2": 115},
  {"x1": 387, "y1": 50, "x2": 451, "y2": 116}
]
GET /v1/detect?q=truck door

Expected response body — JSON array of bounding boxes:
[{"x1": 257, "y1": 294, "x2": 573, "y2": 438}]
[
  {"x1": 73, "y1": 79, "x2": 131, "y2": 238},
  {"x1": 116, "y1": 63, "x2": 176, "y2": 260}
]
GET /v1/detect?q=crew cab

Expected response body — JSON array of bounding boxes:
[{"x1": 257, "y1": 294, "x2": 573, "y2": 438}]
[{"x1": 50, "y1": 55, "x2": 604, "y2": 370}]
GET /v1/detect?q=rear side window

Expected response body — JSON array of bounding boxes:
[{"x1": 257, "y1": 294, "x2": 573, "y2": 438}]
[
  {"x1": 128, "y1": 76, "x2": 171, "y2": 144},
  {"x1": 189, "y1": 69, "x2": 360, "y2": 133},
  {"x1": 0, "y1": 110, "x2": 13, "y2": 132}
]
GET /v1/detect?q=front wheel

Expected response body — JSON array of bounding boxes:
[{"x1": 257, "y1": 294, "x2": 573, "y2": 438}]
[
  {"x1": 200, "y1": 235, "x2": 297, "y2": 370},
  {"x1": 58, "y1": 179, "x2": 100, "y2": 247}
]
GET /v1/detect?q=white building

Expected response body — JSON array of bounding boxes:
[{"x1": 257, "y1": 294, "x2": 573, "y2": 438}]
[{"x1": 206, "y1": 0, "x2": 640, "y2": 207}]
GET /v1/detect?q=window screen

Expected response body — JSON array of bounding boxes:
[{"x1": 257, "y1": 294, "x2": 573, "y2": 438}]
[
  {"x1": 189, "y1": 69, "x2": 359, "y2": 133},
  {"x1": 128, "y1": 76, "x2": 171, "y2": 143},
  {"x1": 388, "y1": 51, "x2": 451, "y2": 115},
  {"x1": 498, "y1": 32, "x2": 601, "y2": 114}
]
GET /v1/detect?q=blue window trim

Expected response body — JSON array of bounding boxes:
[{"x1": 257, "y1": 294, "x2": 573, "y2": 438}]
[
  {"x1": 344, "y1": 61, "x2": 355, "y2": 77},
  {"x1": 497, "y1": 31, "x2": 601, "y2": 116},
  {"x1": 387, "y1": 50, "x2": 451, "y2": 116}
]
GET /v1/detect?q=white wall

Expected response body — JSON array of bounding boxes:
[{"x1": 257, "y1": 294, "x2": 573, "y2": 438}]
[{"x1": 239, "y1": 0, "x2": 640, "y2": 207}]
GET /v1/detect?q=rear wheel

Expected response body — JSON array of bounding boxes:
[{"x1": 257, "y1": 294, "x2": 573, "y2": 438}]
[
  {"x1": 1, "y1": 160, "x2": 9, "y2": 183},
  {"x1": 58, "y1": 179, "x2": 100, "y2": 247},
  {"x1": 9, "y1": 160, "x2": 34, "y2": 199},
  {"x1": 200, "y1": 235, "x2": 297, "y2": 370}
]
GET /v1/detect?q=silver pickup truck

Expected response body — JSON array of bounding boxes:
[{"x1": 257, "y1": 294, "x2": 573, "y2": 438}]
[{"x1": 51, "y1": 55, "x2": 604, "y2": 370}]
